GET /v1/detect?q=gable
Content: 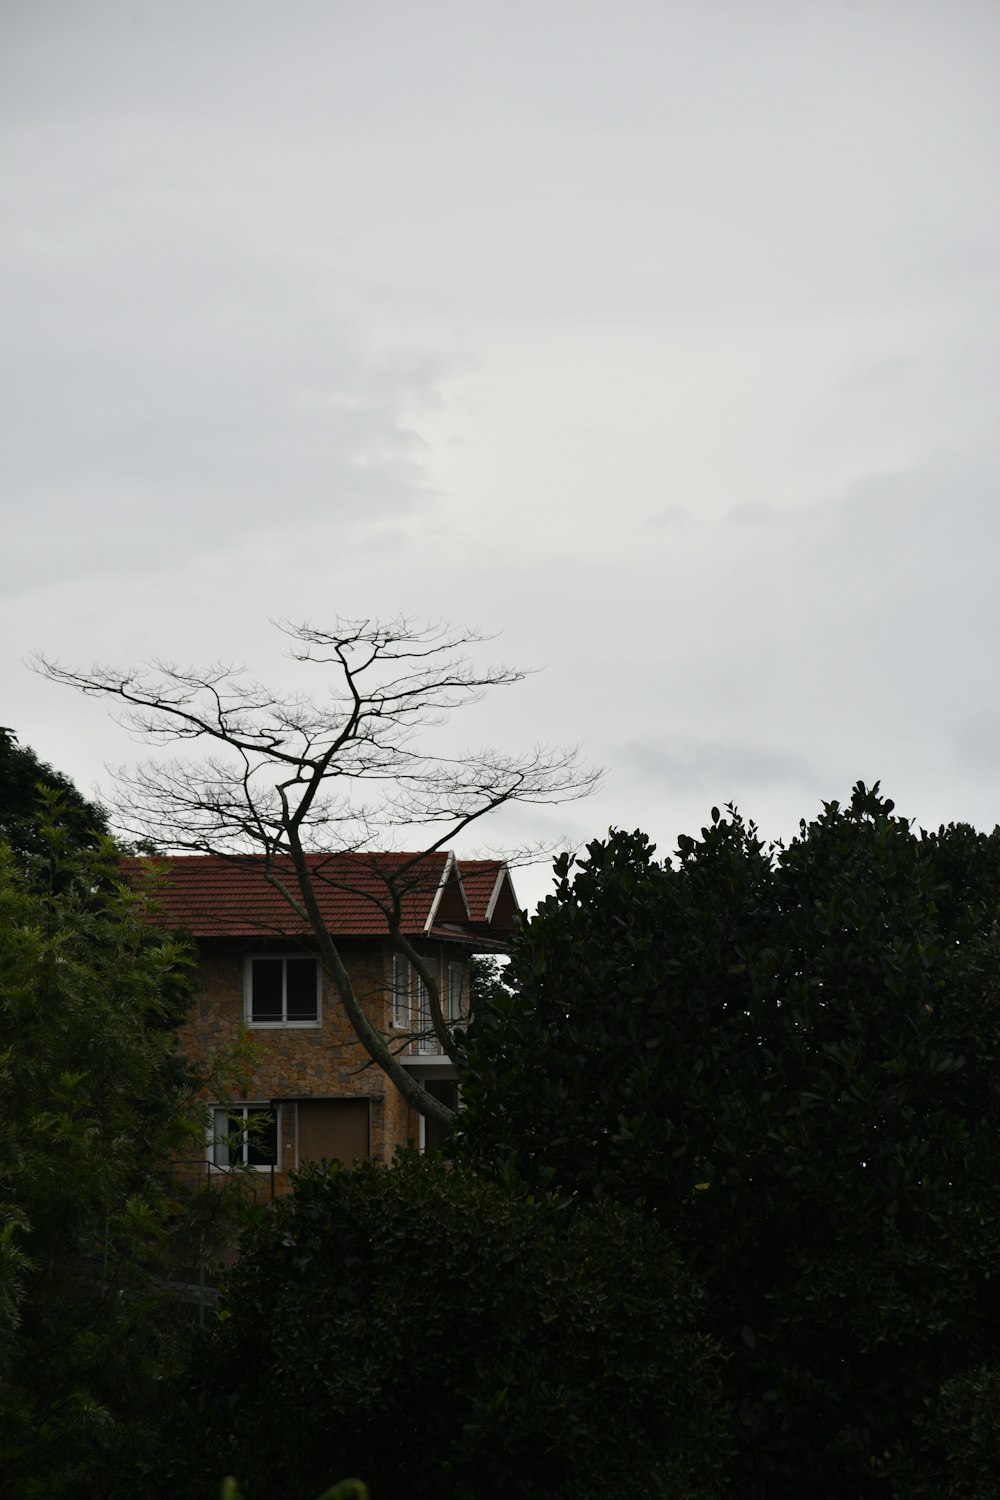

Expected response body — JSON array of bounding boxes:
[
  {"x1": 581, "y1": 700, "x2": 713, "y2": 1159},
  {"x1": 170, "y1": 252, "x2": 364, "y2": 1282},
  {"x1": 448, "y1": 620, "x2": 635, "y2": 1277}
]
[{"x1": 459, "y1": 860, "x2": 521, "y2": 933}]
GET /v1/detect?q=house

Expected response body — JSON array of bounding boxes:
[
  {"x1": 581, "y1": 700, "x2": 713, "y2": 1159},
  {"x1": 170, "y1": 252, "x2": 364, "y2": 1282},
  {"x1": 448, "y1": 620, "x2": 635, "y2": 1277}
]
[{"x1": 124, "y1": 850, "x2": 518, "y2": 1194}]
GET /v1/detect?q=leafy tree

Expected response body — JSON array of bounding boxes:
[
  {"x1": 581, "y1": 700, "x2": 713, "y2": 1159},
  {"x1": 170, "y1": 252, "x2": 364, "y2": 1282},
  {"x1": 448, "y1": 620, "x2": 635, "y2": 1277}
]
[
  {"x1": 0, "y1": 812, "x2": 202, "y2": 1498},
  {"x1": 467, "y1": 952, "x2": 516, "y2": 1012},
  {"x1": 180, "y1": 1155, "x2": 728, "y2": 1500},
  {"x1": 37, "y1": 618, "x2": 598, "y2": 1127},
  {"x1": 0, "y1": 726, "x2": 107, "y2": 874},
  {"x1": 457, "y1": 785, "x2": 1000, "y2": 1498}
]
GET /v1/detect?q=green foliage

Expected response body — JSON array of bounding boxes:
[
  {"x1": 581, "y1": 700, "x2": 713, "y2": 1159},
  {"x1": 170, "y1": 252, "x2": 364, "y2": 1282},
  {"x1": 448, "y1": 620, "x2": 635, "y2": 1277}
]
[
  {"x1": 220, "y1": 1481, "x2": 368, "y2": 1500},
  {"x1": 185, "y1": 1155, "x2": 728, "y2": 1500},
  {"x1": 457, "y1": 785, "x2": 1000, "y2": 1497},
  {"x1": 918, "y1": 1364, "x2": 1000, "y2": 1498},
  {"x1": 0, "y1": 819, "x2": 200, "y2": 1497},
  {"x1": 0, "y1": 726, "x2": 108, "y2": 876},
  {"x1": 467, "y1": 953, "x2": 516, "y2": 1014}
]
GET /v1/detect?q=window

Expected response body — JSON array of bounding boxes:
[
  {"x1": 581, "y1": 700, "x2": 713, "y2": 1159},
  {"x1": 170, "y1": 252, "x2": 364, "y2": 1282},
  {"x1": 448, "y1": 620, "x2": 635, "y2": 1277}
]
[
  {"x1": 447, "y1": 961, "x2": 465, "y2": 1021},
  {"x1": 246, "y1": 956, "x2": 319, "y2": 1026},
  {"x1": 392, "y1": 954, "x2": 410, "y2": 1029},
  {"x1": 423, "y1": 1078, "x2": 460, "y2": 1152},
  {"x1": 209, "y1": 1104, "x2": 279, "y2": 1169},
  {"x1": 417, "y1": 957, "x2": 438, "y2": 1053}
]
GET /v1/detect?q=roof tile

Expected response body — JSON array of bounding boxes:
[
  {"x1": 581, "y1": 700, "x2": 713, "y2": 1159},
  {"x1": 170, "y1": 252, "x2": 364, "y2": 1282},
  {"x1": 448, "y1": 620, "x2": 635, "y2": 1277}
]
[{"x1": 121, "y1": 851, "x2": 518, "y2": 939}]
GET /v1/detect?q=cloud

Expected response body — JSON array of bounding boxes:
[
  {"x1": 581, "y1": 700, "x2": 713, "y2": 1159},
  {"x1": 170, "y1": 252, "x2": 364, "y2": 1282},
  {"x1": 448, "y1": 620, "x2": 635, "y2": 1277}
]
[
  {"x1": 0, "y1": 106, "x2": 459, "y2": 593},
  {"x1": 723, "y1": 500, "x2": 786, "y2": 527},
  {"x1": 0, "y1": 242, "x2": 452, "y2": 591},
  {"x1": 953, "y1": 714, "x2": 1000, "y2": 780},
  {"x1": 615, "y1": 735, "x2": 825, "y2": 800},
  {"x1": 644, "y1": 504, "x2": 701, "y2": 530},
  {"x1": 840, "y1": 355, "x2": 923, "y2": 393}
]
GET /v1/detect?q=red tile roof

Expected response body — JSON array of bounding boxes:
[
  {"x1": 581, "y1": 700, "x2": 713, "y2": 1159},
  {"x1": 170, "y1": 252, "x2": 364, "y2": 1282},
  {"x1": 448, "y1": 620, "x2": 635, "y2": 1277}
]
[{"x1": 121, "y1": 850, "x2": 518, "y2": 940}]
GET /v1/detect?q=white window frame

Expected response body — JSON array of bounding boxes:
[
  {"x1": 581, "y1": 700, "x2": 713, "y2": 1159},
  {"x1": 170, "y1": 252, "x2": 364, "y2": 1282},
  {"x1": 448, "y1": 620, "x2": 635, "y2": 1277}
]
[
  {"x1": 392, "y1": 954, "x2": 411, "y2": 1029},
  {"x1": 207, "y1": 1102, "x2": 281, "y2": 1171},
  {"x1": 244, "y1": 954, "x2": 321, "y2": 1029},
  {"x1": 417, "y1": 955, "x2": 438, "y2": 1054},
  {"x1": 447, "y1": 960, "x2": 465, "y2": 1022}
]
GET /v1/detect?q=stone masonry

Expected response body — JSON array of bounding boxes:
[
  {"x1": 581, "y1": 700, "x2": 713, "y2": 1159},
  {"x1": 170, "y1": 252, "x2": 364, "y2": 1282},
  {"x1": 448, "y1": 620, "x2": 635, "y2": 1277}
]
[{"x1": 179, "y1": 938, "x2": 455, "y2": 1196}]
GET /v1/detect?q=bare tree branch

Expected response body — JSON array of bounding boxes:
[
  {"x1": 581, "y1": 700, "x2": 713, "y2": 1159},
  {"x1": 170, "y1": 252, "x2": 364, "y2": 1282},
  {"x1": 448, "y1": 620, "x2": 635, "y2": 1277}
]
[{"x1": 34, "y1": 618, "x2": 601, "y2": 1122}]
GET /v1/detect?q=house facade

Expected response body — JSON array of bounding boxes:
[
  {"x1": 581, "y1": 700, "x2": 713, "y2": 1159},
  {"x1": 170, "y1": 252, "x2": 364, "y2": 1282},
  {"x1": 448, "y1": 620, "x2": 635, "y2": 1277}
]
[{"x1": 125, "y1": 850, "x2": 518, "y2": 1195}]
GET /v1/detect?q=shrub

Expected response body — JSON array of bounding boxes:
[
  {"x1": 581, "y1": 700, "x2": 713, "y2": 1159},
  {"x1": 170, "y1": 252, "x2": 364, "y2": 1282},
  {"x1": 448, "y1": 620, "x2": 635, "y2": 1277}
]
[{"x1": 188, "y1": 1155, "x2": 728, "y2": 1500}]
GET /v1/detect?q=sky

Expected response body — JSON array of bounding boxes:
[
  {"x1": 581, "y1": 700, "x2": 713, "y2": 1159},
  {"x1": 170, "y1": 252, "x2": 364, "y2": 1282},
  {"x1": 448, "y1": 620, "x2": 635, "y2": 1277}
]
[{"x1": 3, "y1": 0, "x2": 1000, "y2": 910}]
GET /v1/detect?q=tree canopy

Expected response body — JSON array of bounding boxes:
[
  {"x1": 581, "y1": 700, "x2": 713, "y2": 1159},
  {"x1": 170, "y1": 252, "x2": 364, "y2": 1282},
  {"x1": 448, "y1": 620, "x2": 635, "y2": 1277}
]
[
  {"x1": 457, "y1": 785, "x2": 1000, "y2": 1497},
  {"x1": 0, "y1": 808, "x2": 206, "y2": 1496},
  {"x1": 0, "y1": 726, "x2": 107, "y2": 873}
]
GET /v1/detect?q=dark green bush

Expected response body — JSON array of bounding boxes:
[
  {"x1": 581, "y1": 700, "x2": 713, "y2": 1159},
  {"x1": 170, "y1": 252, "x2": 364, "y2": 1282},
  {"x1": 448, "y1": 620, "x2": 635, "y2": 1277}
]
[
  {"x1": 189, "y1": 1155, "x2": 728, "y2": 1500},
  {"x1": 898, "y1": 1364, "x2": 1000, "y2": 1499},
  {"x1": 220, "y1": 1482, "x2": 367, "y2": 1500},
  {"x1": 457, "y1": 788, "x2": 1000, "y2": 1497}
]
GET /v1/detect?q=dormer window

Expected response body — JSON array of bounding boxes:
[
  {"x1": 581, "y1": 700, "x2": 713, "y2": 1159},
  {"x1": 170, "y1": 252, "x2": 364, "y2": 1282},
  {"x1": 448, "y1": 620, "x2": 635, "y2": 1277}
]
[{"x1": 245, "y1": 956, "x2": 320, "y2": 1027}]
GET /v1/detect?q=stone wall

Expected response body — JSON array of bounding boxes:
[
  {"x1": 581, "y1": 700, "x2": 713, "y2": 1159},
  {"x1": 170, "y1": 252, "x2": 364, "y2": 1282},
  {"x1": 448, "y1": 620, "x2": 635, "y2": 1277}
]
[{"x1": 177, "y1": 937, "x2": 459, "y2": 1196}]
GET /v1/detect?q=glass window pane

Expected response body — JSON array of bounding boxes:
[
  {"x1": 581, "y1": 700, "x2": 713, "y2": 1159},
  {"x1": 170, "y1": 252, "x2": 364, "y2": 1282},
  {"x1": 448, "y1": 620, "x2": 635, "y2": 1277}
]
[
  {"x1": 212, "y1": 1106, "x2": 231, "y2": 1167},
  {"x1": 228, "y1": 1110, "x2": 248, "y2": 1165},
  {"x1": 392, "y1": 956, "x2": 410, "y2": 1028},
  {"x1": 245, "y1": 1106, "x2": 277, "y2": 1167},
  {"x1": 286, "y1": 959, "x2": 318, "y2": 1020},
  {"x1": 448, "y1": 963, "x2": 463, "y2": 1020},
  {"x1": 418, "y1": 970, "x2": 435, "y2": 1053},
  {"x1": 251, "y1": 959, "x2": 283, "y2": 1021}
]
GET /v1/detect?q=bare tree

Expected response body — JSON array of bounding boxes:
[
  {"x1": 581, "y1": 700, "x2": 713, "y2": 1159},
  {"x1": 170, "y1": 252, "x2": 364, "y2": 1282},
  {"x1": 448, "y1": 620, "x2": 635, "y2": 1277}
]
[{"x1": 36, "y1": 618, "x2": 599, "y2": 1125}]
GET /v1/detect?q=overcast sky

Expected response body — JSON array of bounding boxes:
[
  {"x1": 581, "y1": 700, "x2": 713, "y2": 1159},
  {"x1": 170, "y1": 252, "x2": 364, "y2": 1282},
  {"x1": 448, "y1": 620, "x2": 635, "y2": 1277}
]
[{"x1": 3, "y1": 1, "x2": 999, "y2": 908}]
